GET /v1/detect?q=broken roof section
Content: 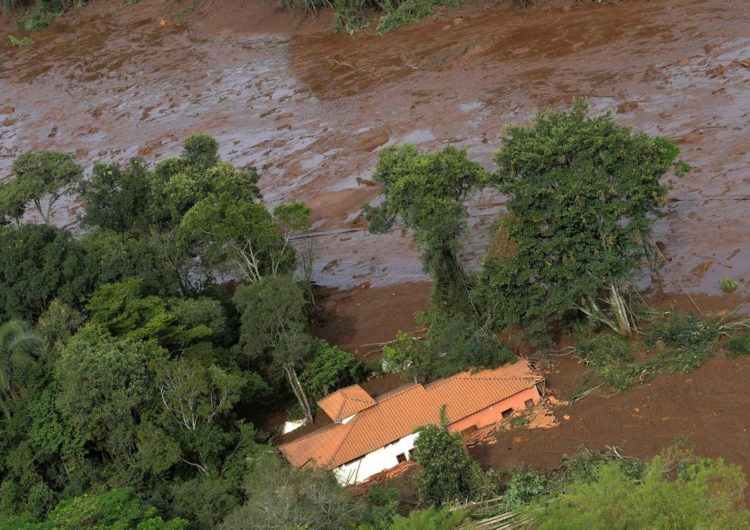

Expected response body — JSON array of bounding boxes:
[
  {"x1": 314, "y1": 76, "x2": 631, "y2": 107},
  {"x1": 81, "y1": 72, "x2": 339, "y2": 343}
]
[{"x1": 279, "y1": 360, "x2": 542, "y2": 470}]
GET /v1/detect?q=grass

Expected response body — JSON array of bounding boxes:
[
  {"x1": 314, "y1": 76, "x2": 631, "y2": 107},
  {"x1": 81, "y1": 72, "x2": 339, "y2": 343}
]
[{"x1": 8, "y1": 34, "x2": 33, "y2": 46}]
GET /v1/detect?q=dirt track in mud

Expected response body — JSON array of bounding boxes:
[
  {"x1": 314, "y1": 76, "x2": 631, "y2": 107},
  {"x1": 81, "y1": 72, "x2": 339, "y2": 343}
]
[{"x1": 1, "y1": 0, "x2": 749, "y2": 293}]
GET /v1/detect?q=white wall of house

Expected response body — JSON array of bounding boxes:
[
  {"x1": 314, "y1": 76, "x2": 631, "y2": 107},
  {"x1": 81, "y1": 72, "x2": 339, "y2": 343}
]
[{"x1": 334, "y1": 432, "x2": 419, "y2": 485}]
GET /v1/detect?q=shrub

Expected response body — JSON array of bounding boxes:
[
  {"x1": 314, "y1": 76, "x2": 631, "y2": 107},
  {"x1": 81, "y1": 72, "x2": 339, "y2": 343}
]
[
  {"x1": 727, "y1": 335, "x2": 750, "y2": 357},
  {"x1": 720, "y1": 277, "x2": 739, "y2": 292}
]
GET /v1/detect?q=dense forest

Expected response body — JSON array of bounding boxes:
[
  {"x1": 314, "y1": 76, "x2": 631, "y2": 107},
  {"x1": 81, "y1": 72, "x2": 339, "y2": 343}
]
[{"x1": 0, "y1": 102, "x2": 749, "y2": 529}]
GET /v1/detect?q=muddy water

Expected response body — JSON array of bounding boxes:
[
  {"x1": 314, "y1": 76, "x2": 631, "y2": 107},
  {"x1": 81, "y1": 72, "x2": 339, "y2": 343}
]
[{"x1": 1, "y1": 0, "x2": 749, "y2": 295}]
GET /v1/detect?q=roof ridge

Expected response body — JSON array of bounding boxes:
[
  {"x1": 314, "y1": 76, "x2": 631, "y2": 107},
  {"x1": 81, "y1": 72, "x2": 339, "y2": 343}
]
[
  {"x1": 326, "y1": 414, "x2": 359, "y2": 467},
  {"x1": 278, "y1": 420, "x2": 347, "y2": 448},
  {"x1": 375, "y1": 383, "x2": 424, "y2": 404}
]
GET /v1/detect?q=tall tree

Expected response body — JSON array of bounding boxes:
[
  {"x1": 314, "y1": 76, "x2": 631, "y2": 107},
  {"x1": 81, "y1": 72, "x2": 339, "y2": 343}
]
[
  {"x1": 0, "y1": 224, "x2": 92, "y2": 321},
  {"x1": 79, "y1": 158, "x2": 151, "y2": 233},
  {"x1": 483, "y1": 101, "x2": 688, "y2": 337},
  {"x1": 4, "y1": 151, "x2": 83, "y2": 224},
  {"x1": 412, "y1": 407, "x2": 486, "y2": 506},
  {"x1": 364, "y1": 145, "x2": 486, "y2": 319},
  {"x1": 0, "y1": 321, "x2": 42, "y2": 419},
  {"x1": 220, "y1": 453, "x2": 363, "y2": 530},
  {"x1": 233, "y1": 275, "x2": 314, "y2": 424}
]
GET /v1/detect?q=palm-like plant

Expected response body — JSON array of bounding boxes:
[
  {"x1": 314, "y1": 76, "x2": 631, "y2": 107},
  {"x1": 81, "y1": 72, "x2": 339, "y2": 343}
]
[{"x1": 0, "y1": 320, "x2": 43, "y2": 419}]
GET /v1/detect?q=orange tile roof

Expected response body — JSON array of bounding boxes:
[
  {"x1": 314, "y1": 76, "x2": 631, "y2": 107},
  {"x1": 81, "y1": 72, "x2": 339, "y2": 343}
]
[
  {"x1": 279, "y1": 360, "x2": 542, "y2": 469},
  {"x1": 317, "y1": 384, "x2": 376, "y2": 422}
]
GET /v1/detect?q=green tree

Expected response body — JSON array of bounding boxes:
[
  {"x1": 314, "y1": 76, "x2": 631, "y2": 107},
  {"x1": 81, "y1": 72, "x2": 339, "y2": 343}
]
[
  {"x1": 526, "y1": 453, "x2": 750, "y2": 529},
  {"x1": 300, "y1": 339, "x2": 364, "y2": 404},
  {"x1": 0, "y1": 321, "x2": 42, "y2": 419},
  {"x1": 154, "y1": 357, "x2": 244, "y2": 435},
  {"x1": 365, "y1": 145, "x2": 486, "y2": 318},
  {"x1": 3, "y1": 150, "x2": 83, "y2": 224},
  {"x1": 54, "y1": 327, "x2": 165, "y2": 469},
  {"x1": 177, "y1": 164, "x2": 293, "y2": 283},
  {"x1": 220, "y1": 453, "x2": 362, "y2": 530},
  {"x1": 80, "y1": 229, "x2": 182, "y2": 298},
  {"x1": 483, "y1": 101, "x2": 688, "y2": 337},
  {"x1": 233, "y1": 275, "x2": 314, "y2": 424},
  {"x1": 86, "y1": 278, "x2": 213, "y2": 350},
  {"x1": 79, "y1": 158, "x2": 151, "y2": 233},
  {"x1": 0, "y1": 224, "x2": 93, "y2": 321},
  {"x1": 412, "y1": 407, "x2": 485, "y2": 506}
]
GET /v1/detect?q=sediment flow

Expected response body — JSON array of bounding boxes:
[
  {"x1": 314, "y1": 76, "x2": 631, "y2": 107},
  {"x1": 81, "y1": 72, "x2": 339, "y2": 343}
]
[{"x1": 1, "y1": 0, "x2": 748, "y2": 294}]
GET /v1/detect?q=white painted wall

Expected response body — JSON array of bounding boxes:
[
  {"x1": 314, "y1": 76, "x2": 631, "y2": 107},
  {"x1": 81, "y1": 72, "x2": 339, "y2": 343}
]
[{"x1": 334, "y1": 432, "x2": 419, "y2": 485}]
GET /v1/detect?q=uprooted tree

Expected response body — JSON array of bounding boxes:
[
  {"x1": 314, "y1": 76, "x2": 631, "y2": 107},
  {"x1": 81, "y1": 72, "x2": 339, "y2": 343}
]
[{"x1": 481, "y1": 101, "x2": 689, "y2": 337}]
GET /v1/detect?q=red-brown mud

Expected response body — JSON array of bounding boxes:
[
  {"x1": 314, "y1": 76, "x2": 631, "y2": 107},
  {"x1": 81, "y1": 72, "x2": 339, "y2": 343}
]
[
  {"x1": 471, "y1": 354, "x2": 750, "y2": 477},
  {"x1": 1, "y1": 0, "x2": 749, "y2": 294}
]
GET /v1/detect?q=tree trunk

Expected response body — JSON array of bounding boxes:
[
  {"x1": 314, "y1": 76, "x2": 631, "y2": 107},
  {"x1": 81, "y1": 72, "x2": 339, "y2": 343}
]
[
  {"x1": 284, "y1": 365, "x2": 313, "y2": 425},
  {"x1": 609, "y1": 283, "x2": 633, "y2": 337}
]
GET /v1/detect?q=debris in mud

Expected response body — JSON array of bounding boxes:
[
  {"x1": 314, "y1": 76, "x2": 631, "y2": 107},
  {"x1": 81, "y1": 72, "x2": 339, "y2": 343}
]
[
  {"x1": 707, "y1": 64, "x2": 725, "y2": 77},
  {"x1": 616, "y1": 101, "x2": 639, "y2": 113}
]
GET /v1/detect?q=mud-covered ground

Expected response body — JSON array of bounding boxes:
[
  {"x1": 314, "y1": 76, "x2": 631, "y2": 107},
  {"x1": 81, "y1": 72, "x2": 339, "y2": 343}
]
[
  {"x1": 3, "y1": 0, "x2": 750, "y2": 476},
  {"x1": 2, "y1": 0, "x2": 749, "y2": 293}
]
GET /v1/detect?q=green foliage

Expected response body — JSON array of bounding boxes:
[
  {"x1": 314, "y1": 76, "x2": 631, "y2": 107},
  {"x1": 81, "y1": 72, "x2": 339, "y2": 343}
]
[
  {"x1": 482, "y1": 101, "x2": 687, "y2": 338},
  {"x1": 366, "y1": 145, "x2": 486, "y2": 319},
  {"x1": 153, "y1": 357, "x2": 245, "y2": 432},
  {"x1": 80, "y1": 158, "x2": 151, "y2": 233},
  {"x1": 8, "y1": 35, "x2": 33, "y2": 46},
  {"x1": 80, "y1": 229, "x2": 181, "y2": 298},
  {"x1": 54, "y1": 328, "x2": 165, "y2": 465},
  {"x1": 86, "y1": 278, "x2": 213, "y2": 348},
  {"x1": 524, "y1": 452, "x2": 750, "y2": 529},
  {"x1": 375, "y1": 0, "x2": 459, "y2": 35},
  {"x1": 727, "y1": 334, "x2": 750, "y2": 357},
  {"x1": 4, "y1": 150, "x2": 83, "y2": 223},
  {"x1": 3, "y1": 487, "x2": 188, "y2": 529},
  {"x1": 234, "y1": 275, "x2": 314, "y2": 421},
  {"x1": 360, "y1": 486, "x2": 399, "y2": 530},
  {"x1": 220, "y1": 453, "x2": 363, "y2": 530},
  {"x1": 388, "y1": 506, "x2": 466, "y2": 529},
  {"x1": 577, "y1": 334, "x2": 638, "y2": 392},
  {"x1": 0, "y1": 224, "x2": 93, "y2": 321},
  {"x1": 646, "y1": 310, "x2": 719, "y2": 373},
  {"x1": 301, "y1": 339, "x2": 364, "y2": 404},
  {"x1": 383, "y1": 314, "x2": 514, "y2": 383},
  {"x1": 0, "y1": 320, "x2": 43, "y2": 420},
  {"x1": 412, "y1": 408, "x2": 487, "y2": 505},
  {"x1": 177, "y1": 166, "x2": 293, "y2": 282},
  {"x1": 498, "y1": 468, "x2": 548, "y2": 511},
  {"x1": 720, "y1": 277, "x2": 739, "y2": 292}
]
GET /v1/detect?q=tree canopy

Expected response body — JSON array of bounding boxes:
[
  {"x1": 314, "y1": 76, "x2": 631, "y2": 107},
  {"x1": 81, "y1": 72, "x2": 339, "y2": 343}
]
[{"x1": 481, "y1": 101, "x2": 688, "y2": 337}]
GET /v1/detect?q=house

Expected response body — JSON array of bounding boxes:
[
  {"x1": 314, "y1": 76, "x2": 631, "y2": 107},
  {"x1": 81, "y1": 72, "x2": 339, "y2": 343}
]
[{"x1": 278, "y1": 360, "x2": 544, "y2": 485}]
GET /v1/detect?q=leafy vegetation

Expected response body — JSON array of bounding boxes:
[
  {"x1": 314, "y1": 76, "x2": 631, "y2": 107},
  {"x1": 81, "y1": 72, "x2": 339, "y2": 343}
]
[
  {"x1": 523, "y1": 449, "x2": 750, "y2": 529},
  {"x1": 482, "y1": 100, "x2": 688, "y2": 338},
  {"x1": 0, "y1": 135, "x2": 379, "y2": 529},
  {"x1": 412, "y1": 407, "x2": 488, "y2": 505}
]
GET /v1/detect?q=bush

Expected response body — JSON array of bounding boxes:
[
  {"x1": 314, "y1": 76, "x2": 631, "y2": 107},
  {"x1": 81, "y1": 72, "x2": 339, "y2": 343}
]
[
  {"x1": 720, "y1": 277, "x2": 739, "y2": 292},
  {"x1": 727, "y1": 335, "x2": 750, "y2": 357},
  {"x1": 577, "y1": 334, "x2": 638, "y2": 392}
]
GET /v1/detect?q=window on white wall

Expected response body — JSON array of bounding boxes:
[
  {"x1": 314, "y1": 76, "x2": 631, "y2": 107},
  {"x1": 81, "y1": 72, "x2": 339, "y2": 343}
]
[{"x1": 396, "y1": 453, "x2": 407, "y2": 463}]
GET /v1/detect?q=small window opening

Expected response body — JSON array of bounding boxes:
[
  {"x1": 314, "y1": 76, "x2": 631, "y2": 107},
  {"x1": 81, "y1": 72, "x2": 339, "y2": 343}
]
[
  {"x1": 524, "y1": 399, "x2": 534, "y2": 408},
  {"x1": 501, "y1": 408, "x2": 514, "y2": 419},
  {"x1": 396, "y1": 453, "x2": 407, "y2": 463}
]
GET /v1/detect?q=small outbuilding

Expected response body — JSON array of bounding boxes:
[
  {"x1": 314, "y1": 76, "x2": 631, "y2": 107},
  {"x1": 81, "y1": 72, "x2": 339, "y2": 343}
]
[{"x1": 279, "y1": 360, "x2": 543, "y2": 485}]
